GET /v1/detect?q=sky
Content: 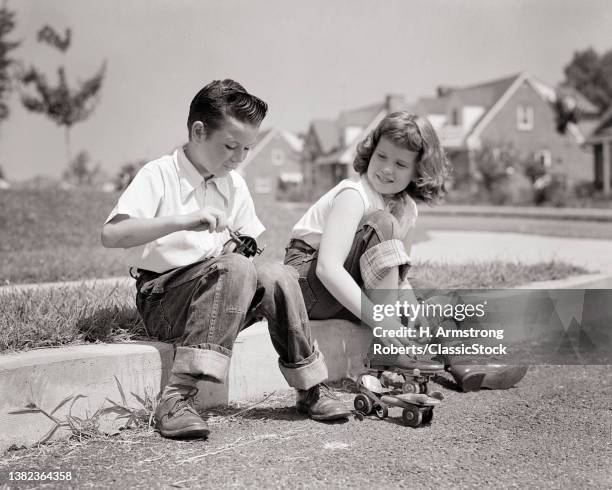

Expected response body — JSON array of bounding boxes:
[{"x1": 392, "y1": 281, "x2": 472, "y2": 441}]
[{"x1": 1, "y1": 0, "x2": 611, "y2": 181}]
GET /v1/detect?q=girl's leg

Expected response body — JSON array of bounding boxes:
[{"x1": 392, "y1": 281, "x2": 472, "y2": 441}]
[{"x1": 284, "y1": 211, "x2": 443, "y2": 372}]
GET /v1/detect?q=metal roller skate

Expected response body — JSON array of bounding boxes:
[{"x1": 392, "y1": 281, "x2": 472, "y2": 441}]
[
  {"x1": 354, "y1": 375, "x2": 442, "y2": 428},
  {"x1": 364, "y1": 354, "x2": 445, "y2": 395}
]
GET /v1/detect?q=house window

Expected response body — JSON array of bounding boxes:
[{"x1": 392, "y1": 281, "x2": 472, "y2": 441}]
[
  {"x1": 517, "y1": 105, "x2": 534, "y2": 131},
  {"x1": 451, "y1": 109, "x2": 460, "y2": 126},
  {"x1": 535, "y1": 149, "x2": 552, "y2": 168},
  {"x1": 254, "y1": 177, "x2": 272, "y2": 194},
  {"x1": 271, "y1": 148, "x2": 285, "y2": 166}
]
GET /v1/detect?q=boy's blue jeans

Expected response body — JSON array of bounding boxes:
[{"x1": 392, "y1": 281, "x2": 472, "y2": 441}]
[{"x1": 135, "y1": 253, "x2": 328, "y2": 390}]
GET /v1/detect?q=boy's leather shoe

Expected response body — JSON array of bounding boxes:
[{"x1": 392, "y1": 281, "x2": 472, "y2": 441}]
[
  {"x1": 296, "y1": 384, "x2": 351, "y2": 421},
  {"x1": 448, "y1": 364, "x2": 528, "y2": 392},
  {"x1": 155, "y1": 390, "x2": 210, "y2": 439}
]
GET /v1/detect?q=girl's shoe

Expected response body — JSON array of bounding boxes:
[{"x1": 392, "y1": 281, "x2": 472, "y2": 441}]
[{"x1": 448, "y1": 364, "x2": 528, "y2": 392}]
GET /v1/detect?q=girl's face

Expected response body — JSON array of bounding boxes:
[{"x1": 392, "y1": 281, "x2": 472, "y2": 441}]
[{"x1": 367, "y1": 137, "x2": 418, "y2": 195}]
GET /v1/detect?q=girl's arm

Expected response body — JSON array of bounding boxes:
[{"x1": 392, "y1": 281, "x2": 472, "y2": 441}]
[
  {"x1": 315, "y1": 190, "x2": 410, "y2": 348},
  {"x1": 101, "y1": 207, "x2": 228, "y2": 249}
]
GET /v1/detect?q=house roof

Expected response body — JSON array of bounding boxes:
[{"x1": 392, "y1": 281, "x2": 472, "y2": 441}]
[
  {"x1": 311, "y1": 120, "x2": 340, "y2": 154},
  {"x1": 338, "y1": 102, "x2": 384, "y2": 128},
  {"x1": 586, "y1": 106, "x2": 612, "y2": 143},
  {"x1": 280, "y1": 129, "x2": 304, "y2": 152},
  {"x1": 238, "y1": 127, "x2": 304, "y2": 171},
  {"x1": 413, "y1": 96, "x2": 449, "y2": 115},
  {"x1": 451, "y1": 73, "x2": 520, "y2": 110},
  {"x1": 412, "y1": 73, "x2": 527, "y2": 148}
]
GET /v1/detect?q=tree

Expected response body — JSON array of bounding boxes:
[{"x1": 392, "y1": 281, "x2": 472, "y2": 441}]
[
  {"x1": 63, "y1": 150, "x2": 100, "y2": 186},
  {"x1": 19, "y1": 25, "x2": 106, "y2": 163},
  {"x1": 114, "y1": 160, "x2": 146, "y2": 191},
  {"x1": 0, "y1": 2, "x2": 20, "y2": 126},
  {"x1": 563, "y1": 47, "x2": 612, "y2": 113}
]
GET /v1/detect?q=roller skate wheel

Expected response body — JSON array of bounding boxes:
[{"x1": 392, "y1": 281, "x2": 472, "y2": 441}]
[
  {"x1": 402, "y1": 381, "x2": 421, "y2": 394},
  {"x1": 354, "y1": 394, "x2": 373, "y2": 415},
  {"x1": 402, "y1": 406, "x2": 423, "y2": 427}
]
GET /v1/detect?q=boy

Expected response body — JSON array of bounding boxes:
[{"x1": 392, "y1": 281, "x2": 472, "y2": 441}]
[{"x1": 102, "y1": 79, "x2": 350, "y2": 439}]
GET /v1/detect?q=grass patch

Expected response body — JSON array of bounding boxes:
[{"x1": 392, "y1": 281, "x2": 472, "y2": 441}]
[
  {"x1": 0, "y1": 260, "x2": 587, "y2": 354},
  {"x1": 410, "y1": 259, "x2": 588, "y2": 289},
  {"x1": 0, "y1": 282, "x2": 147, "y2": 353}
]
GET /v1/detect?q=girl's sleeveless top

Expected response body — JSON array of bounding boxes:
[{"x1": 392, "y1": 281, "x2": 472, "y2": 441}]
[{"x1": 290, "y1": 175, "x2": 418, "y2": 248}]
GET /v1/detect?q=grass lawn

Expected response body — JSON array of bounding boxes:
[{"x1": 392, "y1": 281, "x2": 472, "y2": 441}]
[
  {"x1": 1, "y1": 188, "x2": 609, "y2": 285},
  {"x1": 0, "y1": 259, "x2": 586, "y2": 354}
]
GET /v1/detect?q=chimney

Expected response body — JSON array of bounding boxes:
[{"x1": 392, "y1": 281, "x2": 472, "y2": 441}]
[
  {"x1": 385, "y1": 94, "x2": 405, "y2": 113},
  {"x1": 437, "y1": 86, "x2": 452, "y2": 97}
]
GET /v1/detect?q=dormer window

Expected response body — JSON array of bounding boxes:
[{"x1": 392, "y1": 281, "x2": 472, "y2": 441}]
[
  {"x1": 343, "y1": 126, "x2": 362, "y2": 145},
  {"x1": 517, "y1": 105, "x2": 534, "y2": 131}
]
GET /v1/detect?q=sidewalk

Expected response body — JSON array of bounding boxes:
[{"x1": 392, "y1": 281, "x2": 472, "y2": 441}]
[
  {"x1": 412, "y1": 230, "x2": 612, "y2": 273},
  {"x1": 419, "y1": 204, "x2": 612, "y2": 222}
]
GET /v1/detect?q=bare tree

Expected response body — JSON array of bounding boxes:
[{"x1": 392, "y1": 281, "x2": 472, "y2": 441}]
[{"x1": 19, "y1": 25, "x2": 106, "y2": 163}]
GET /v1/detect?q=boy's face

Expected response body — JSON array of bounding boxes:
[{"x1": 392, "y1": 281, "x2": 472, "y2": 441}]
[
  {"x1": 367, "y1": 137, "x2": 418, "y2": 196},
  {"x1": 190, "y1": 116, "x2": 259, "y2": 178}
]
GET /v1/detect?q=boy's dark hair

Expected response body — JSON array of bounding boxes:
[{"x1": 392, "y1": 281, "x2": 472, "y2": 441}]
[
  {"x1": 353, "y1": 112, "x2": 451, "y2": 203},
  {"x1": 187, "y1": 79, "x2": 268, "y2": 137}
]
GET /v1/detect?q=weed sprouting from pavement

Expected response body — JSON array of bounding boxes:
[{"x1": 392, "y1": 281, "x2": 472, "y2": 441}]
[
  {"x1": 8, "y1": 377, "x2": 161, "y2": 447},
  {"x1": 104, "y1": 376, "x2": 160, "y2": 430}
]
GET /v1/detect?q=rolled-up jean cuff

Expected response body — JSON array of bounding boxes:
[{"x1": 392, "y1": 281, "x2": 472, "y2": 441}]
[
  {"x1": 360, "y1": 239, "x2": 411, "y2": 289},
  {"x1": 278, "y1": 347, "x2": 328, "y2": 390},
  {"x1": 172, "y1": 346, "x2": 231, "y2": 383}
]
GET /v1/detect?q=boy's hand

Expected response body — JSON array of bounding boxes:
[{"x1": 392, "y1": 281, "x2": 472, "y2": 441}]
[{"x1": 186, "y1": 207, "x2": 228, "y2": 232}]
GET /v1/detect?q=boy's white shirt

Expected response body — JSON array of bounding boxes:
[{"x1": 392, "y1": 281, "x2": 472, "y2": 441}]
[
  {"x1": 105, "y1": 147, "x2": 265, "y2": 273},
  {"x1": 291, "y1": 174, "x2": 418, "y2": 248}
]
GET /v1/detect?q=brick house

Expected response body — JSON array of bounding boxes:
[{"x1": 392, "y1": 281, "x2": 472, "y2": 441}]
[
  {"x1": 413, "y1": 72, "x2": 600, "y2": 187},
  {"x1": 302, "y1": 72, "x2": 600, "y2": 200},
  {"x1": 585, "y1": 106, "x2": 612, "y2": 196},
  {"x1": 237, "y1": 127, "x2": 303, "y2": 202}
]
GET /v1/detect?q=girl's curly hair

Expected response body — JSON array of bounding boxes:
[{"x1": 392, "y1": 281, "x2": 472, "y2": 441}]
[{"x1": 353, "y1": 112, "x2": 451, "y2": 203}]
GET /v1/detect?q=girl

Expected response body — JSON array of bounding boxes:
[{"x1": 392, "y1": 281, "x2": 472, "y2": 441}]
[{"x1": 284, "y1": 112, "x2": 527, "y2": 391}]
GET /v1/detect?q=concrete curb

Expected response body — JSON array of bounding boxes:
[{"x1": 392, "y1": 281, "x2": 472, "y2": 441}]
[{"x1": 0, "y1": 320, "x2": 371, "y2": 454}]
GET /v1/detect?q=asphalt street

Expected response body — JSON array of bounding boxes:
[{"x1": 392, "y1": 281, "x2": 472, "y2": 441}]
[{"x1": 2, "y1": 365, "x2": 610, "y2": 489}]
